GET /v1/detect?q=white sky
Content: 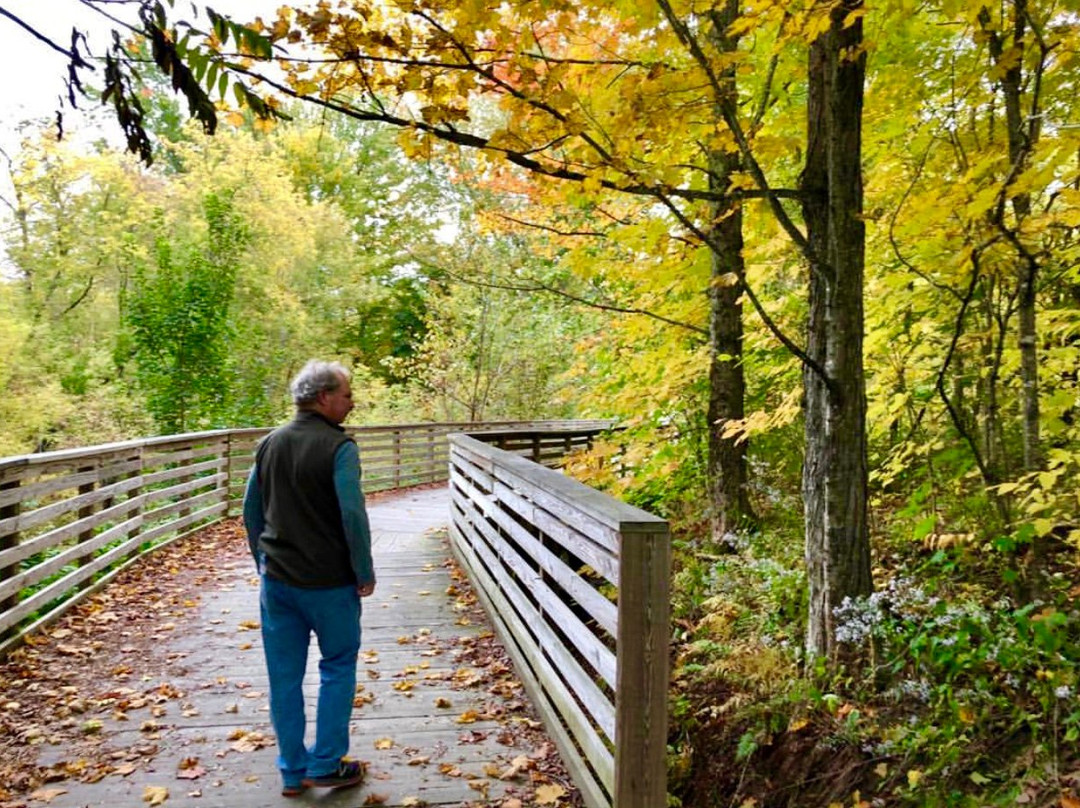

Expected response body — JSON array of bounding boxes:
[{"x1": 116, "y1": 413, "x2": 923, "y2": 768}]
[
  {"x1": 0, "y1": 0, "x2": 282, "y2": 153},
  {"x1": 0, "y1": 1, "x2": 289, "y2": 272}
]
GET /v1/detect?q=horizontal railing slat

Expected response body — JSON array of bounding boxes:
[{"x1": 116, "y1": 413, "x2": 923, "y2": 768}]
[
  {"x1": 447, "y1": 429, "x2": 667, "y2": 808},
  {"x1": 0, "y1": 512, "x2": 144, "y2": 604},
  {"x1": 0, "y1": 475, "x2": 144, "y2": 539},
  {"x1": 0, "y1": 420, "x2": 615, "y2": 658},
  {"x1": 451, "y1": 486, "x2": 617, "y2": 700},
  {"x1": 450, "y1": 519, "x2": 615, "y2": 797},
  {"x1": 0, "y1": 494, "x2": 146, "y2": 572}
]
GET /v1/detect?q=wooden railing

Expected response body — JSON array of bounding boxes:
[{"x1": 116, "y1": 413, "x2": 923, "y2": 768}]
[
  {"x1": 0, "y1": 419, "x2": 612, "y2": 657},
  {"x1": 449, "y1": 432, "x2": 670, "y2": 808}
]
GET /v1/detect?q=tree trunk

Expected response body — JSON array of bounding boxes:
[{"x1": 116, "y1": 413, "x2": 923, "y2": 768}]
[
  {"x1": 800, "y1": 0, "x2": 873, "y2": 659},
  {"x1": 705, "y1": 0, "x2": 755, "y2": 539}
]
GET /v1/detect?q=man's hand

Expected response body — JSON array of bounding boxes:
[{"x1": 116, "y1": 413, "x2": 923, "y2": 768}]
[{"x1": 357, "y1": 581, "x2": 376, "y2": 598}]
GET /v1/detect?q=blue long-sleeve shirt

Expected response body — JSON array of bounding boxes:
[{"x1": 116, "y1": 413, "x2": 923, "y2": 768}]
[{"x1": 243, "y1": 441, "x2": 374, "y2": 586}]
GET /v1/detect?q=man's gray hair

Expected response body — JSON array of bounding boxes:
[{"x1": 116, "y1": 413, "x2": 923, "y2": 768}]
[{"x1": 290, "y1": 360, "x2": 350, "y2": 406}]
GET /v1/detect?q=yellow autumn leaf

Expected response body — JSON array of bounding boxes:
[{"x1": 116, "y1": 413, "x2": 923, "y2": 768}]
[
  {"x1": 467, "y1": 779, "x2": 490, "y2": 795},
  {"x1": 535, "y1": 783, "x2": 567, "y2": 804},
  {"x1": 143, "y1": 785, "x2": 169, "y2": 805},
  {"x1": 907, "y1": 769, "x2": 923, "y2": 788},
  {"x1": 29, "y1": 789, "x2": 68, "y2": 804},
  {"x1": 374, "y1": 737, "x2": 394, "y2": 749}
]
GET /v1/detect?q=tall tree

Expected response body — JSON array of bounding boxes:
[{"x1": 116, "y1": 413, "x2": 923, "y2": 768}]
[
  {"x1": 75, "y1": 0, "x2": 874, "y2": 653},
  {"x1": 799, "y1": 0, "x2": 872, "y2": 656},
  {"x1": 124, "y1": 191, "x2": 247, "y2": 432}
]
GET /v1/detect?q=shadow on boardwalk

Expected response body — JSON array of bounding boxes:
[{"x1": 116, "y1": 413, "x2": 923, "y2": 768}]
[{"x1": 0, "y1": 486, "x2": 581, "y2": 808}]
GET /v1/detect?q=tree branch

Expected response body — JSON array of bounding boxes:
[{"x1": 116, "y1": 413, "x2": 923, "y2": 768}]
[
  {"x1": 410, "y1": 252, "x2": 709, "y2": 337},
  {"x1": 489, "y1": 211, "x2": 608, "y2": 238},
  {"x1": 0, "y1": 5, "x2": 87, "y2": 63},
  {"x1": 649, "y1": 189, "x2": 833, "y2": 389}
]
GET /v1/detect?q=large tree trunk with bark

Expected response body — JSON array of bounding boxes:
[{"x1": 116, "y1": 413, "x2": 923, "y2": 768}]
[
  {"x1": 800, "y1": 0, "x2": 873, "y2": 659},
  {"x1": 705, "y1": 0, "x2": 755, "y2": 539}
]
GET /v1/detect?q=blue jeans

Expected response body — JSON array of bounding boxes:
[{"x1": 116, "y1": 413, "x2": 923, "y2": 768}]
[{"x1": 259, "y1": 575, "x2": 361, "y2": 785}]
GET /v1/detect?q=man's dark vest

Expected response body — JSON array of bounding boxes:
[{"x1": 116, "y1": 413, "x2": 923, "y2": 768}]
[{"x1": 254, "y1": 411, "x2": 357, "y2": 588}]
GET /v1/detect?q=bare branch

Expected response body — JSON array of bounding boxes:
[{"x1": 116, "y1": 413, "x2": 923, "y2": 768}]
[
  {"x1": 411, "y1": 252, "x2": 709, "y2": 337},
  {"x1": 489, "y1": 211, "x2": 608, "y2": 238},
  {"x1": 0, "y1": 5, "x2": 87, "y2": 63}
]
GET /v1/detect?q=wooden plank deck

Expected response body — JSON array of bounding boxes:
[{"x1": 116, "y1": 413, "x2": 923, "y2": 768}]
[{"x1": 1, "y1": 486, "x2": 577, "y2": 807}]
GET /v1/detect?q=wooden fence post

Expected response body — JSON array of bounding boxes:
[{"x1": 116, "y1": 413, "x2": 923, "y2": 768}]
[
  {"x1": 76, "y1": 463, "x2": 97, "y2": 561},
  {"x1": 614, "y1": 525, "x2": 671, "y2": 808},
  {"x1": 124, "y1": 447, "x2": 144, "y2": 561},
  {"x1": 393, "y1": 430, "x2": 402, "y2": 489},
  {"x1": 0, "y1": 480, "x2": 20, "y2": 643},
  {"x1": 224, "y1": 432, "x2": 234, "y2": 518}
]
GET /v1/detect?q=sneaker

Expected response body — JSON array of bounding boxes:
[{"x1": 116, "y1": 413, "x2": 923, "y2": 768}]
[
  {"x1": 281, "y1": 783, "x2": 305, "y2": 798},
  {"x1": 301, "y1": 759, "x2": 366, "y2": 790}
]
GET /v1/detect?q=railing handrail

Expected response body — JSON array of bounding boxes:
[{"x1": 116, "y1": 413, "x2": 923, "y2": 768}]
[
  {"x1": 0, "y1": 417, "x2": 668, "y2": 808},
  {"x1": 0, "y1": 419, "x2": 614, "y2": 473},
  {"x1": 0, "y1": 419, "x2": 614, "y2": 658},
  {"x1": 448, "y1": 431, "x2": 670, "y2": 808}
]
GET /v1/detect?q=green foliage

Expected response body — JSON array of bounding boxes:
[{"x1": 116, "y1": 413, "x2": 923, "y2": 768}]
[{"x1": 123, "y1": 192, "x2": 247, "y2": 433}]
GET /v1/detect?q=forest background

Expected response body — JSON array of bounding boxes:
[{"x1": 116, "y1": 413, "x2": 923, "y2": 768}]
[{"x1": 2, "y1": 0, "x2": 1080, "y2": 805}]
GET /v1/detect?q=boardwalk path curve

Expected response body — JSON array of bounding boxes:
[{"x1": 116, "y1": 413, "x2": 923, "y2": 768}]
[{"x1": 0, "y1": 486, "x2": 578, "y2": 808}]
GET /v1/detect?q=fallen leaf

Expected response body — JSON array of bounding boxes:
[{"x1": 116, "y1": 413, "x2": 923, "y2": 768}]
[
  {"x1": 374, "y1": 738, "x2": 394, "y2": 750},
  {"x1": 500, "y1": 755, "x2": 533, "y2": 780},
  {"x1": 535, "y1": 783, "x2": 566, "y2": 804},
  {"x1": 143, "y1": 785, "x2": 169, "y2": 805},
  {"x1": 434, "y1": 697, "x2": 452, "y2": 708},
  {"x1": 29, "y1": 788, "x2": 68, "y2": 803},
  {"x1": 362, "y1": 795, "x2": 389, "y2": 805},
  {"x1": 176, "y1": 758, "x2": 205, "y2": 780}
]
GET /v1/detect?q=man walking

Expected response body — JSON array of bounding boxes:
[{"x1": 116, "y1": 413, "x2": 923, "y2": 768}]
[{"x1": 242, "y1": 360, "x2": 375, "y2": 797}]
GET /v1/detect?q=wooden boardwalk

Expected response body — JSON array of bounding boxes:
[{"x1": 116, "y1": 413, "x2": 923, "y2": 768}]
[{"x1": 7, "y1": 487, "x2": 572, "y2": 807}]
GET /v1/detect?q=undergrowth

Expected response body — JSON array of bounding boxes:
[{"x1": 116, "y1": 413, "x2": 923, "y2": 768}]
[{"x1": 665, "y1": 521, "x2": 1080, "y2": 808}]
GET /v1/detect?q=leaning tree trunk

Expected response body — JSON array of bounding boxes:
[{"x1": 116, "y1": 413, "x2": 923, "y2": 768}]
[
  {"x1": 988, "y1": 0, "x2": 1044, "y2": 593},
  {"x1": 705, "y1": 0, "x2": 756, "y2": 539},
  {"x1": 800, "y1": 0, "x2": 873, "y2": 659},
  {"x1": 1001, "y1": 15, "x2": 1041, "y2": 475}
]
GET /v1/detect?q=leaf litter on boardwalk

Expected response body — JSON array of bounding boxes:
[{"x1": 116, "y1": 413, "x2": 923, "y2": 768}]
[{"x1": 1, "y1": 515, "x2": 584, "y2": 807}]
